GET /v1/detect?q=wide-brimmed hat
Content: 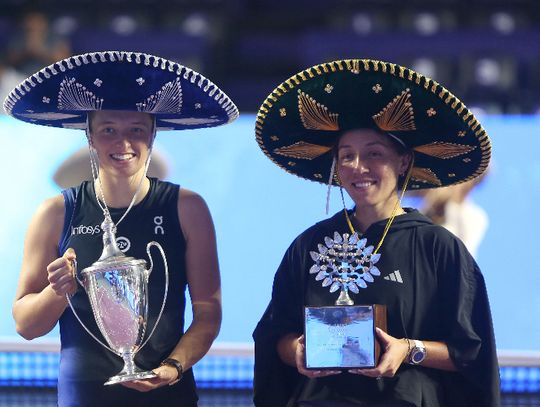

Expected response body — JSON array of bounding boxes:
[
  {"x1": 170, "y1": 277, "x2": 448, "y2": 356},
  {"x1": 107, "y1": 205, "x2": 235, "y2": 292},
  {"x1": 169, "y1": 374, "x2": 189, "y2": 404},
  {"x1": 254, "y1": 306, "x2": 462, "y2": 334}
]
[
  {"x1": 3, "y1": 51, "x2": 238, "y2": 131},
  {"x1": 255, "y1": 59, "x2": 490, "y2": 189}
]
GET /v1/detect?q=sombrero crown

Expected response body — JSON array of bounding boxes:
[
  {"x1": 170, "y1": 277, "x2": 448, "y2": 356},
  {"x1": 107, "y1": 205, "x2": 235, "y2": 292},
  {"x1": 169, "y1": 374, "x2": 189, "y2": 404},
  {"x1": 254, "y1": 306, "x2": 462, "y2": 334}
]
[
  {"x1": 255, "y1": 59, "x2": 490, "y2": 189},
  {"x1": 4, "y1": 51, "x2": 239, "y2": 131}
]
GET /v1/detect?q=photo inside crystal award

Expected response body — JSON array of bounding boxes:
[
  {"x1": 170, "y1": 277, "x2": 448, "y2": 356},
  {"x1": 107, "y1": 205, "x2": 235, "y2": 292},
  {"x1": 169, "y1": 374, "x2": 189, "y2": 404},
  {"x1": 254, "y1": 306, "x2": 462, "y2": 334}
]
[{"x1": 304, "y1": 305, "x2": 386, "y2": 370}]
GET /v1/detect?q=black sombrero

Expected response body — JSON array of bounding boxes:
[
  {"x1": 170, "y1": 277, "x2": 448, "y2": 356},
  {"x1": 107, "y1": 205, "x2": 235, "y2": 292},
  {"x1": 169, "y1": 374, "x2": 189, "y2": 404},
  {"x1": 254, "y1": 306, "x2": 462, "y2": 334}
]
[
  {"x1": 255, "y1": 59, "x2": 490, "y2": 189},
  {"x1": 3, "y1": 51, "x2": 238, "y2": 131}
]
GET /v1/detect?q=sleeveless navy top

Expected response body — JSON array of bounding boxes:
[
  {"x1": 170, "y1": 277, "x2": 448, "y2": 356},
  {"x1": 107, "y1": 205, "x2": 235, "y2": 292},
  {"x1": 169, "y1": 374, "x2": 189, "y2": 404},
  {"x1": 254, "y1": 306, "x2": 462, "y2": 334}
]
[{"x1": 58, "y1": 178, "x2": 197, "y2": 404}]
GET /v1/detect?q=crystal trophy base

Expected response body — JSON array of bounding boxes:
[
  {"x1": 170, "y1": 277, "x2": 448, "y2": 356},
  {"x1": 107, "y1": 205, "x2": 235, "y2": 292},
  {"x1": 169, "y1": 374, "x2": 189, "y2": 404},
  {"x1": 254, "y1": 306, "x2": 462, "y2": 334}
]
[
  {"x1": 105, "y1": 369, "x2": 157, "y2": 386},
  {"x1": 304, "y1": 304, "x2": 387, "y2": 370},
  {"x1": 104, "y1": 353, "x2": 157, "y2": 385}
]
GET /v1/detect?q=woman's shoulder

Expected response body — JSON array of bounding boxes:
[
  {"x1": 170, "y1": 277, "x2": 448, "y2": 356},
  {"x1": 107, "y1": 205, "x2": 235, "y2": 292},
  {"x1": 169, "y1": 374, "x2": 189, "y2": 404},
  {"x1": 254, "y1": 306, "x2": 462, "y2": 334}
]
[
  {"x1": 177, "y1": 187, "x2": 213, "y2": 226},
  {"x1": 178, "y1": 187, "x2": 207, "y2": 208},
  {"x1": 27, "y1": 194, "x2": 65, "y2": 241},
  {"x1": 37, "y1": 194, "x2": 65, "y2": 220}
]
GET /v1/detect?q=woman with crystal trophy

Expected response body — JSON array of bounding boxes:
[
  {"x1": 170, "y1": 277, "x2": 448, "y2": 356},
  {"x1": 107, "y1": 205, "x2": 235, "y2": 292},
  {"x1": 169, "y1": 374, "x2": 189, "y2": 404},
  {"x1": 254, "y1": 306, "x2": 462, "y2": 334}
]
[
  {"x1": 8, "y1": 51, "x2": 238, "y2": 406},
  {"x1": 253, "y1": 60, "x2": 499, "y2": 406}
]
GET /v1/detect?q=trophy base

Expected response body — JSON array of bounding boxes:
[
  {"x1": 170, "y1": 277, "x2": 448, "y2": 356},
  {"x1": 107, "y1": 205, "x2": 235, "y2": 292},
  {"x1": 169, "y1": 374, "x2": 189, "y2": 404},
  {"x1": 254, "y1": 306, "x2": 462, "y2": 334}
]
[{"x1": 104, "y1": 370, "x2": 157, "y2": 386}]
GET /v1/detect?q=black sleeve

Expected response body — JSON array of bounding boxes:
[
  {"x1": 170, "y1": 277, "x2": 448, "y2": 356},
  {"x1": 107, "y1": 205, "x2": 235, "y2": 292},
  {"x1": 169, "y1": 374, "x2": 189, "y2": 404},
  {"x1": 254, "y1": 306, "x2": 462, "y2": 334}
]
[
  {"x1": 436, "y1": 233, "x2": 500, "y2": 407},
  {"x1": 252, "y1": 239, "x2": 306, "y2": 407}
]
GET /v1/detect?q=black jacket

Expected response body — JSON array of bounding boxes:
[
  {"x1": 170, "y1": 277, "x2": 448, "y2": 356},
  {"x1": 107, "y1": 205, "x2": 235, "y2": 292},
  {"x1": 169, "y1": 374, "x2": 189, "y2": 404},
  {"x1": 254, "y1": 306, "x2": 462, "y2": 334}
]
[{"x1": 253, "y1": 209, "x2": 500, "y2": 407}]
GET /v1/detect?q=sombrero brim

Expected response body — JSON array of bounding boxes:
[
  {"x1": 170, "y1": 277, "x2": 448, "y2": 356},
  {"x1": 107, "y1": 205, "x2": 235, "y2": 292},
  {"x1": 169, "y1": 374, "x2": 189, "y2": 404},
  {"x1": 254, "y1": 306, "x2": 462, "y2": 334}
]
[
  {"x1": 52, "y1": 147, "x2": 170, "y2": 189},
  {"x1": 4, "y1": 51, "x2": 239, "y2": 131},
  {"x1": 255, "y1": 59, "x2": 490, "y2": 190}
]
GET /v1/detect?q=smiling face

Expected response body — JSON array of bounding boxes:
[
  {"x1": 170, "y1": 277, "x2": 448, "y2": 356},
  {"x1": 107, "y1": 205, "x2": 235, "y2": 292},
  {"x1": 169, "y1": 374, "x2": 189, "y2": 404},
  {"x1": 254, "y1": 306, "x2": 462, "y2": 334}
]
[
  {"x1": 337, "y1": 129, "x2": 411, "y2": 218},
  {"x1": 88, "y1": 110, "x2": 154, "y2": 179}
]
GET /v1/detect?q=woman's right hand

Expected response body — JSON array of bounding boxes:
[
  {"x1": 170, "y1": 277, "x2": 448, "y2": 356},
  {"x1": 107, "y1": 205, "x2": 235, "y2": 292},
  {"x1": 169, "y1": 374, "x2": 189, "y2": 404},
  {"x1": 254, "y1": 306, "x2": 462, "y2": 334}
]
[
  {"x1": 295, "y1": 335, "x2": 341, "y2": 378},
  {"x1": 46, "y1": 248, "x2": 77, "y2": 297}
]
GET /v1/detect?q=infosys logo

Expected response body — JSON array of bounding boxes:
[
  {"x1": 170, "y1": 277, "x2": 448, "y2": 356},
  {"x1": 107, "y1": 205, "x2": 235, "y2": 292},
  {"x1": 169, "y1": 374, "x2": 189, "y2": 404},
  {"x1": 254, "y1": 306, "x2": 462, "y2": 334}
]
[{"x1": 71, "y1": 224, "x2": 101, "y2": 236}]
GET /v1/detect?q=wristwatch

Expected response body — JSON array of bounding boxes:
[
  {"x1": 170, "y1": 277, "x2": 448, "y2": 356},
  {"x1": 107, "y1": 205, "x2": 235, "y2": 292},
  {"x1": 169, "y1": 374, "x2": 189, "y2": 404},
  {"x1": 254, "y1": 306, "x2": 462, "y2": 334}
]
[
  {"x1": 407, "y1": 340, "x2": 427, "y2": 365},
  {"x1": 160, "y1": 358, "x2": 183, "y2": 385}
]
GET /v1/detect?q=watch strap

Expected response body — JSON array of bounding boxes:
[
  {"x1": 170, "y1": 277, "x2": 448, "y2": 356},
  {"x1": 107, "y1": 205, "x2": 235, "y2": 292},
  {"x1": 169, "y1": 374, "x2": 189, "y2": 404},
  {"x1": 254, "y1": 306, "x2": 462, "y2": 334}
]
[{"x1": 160, "y1": 358, "x2": 183, "y2": 385}]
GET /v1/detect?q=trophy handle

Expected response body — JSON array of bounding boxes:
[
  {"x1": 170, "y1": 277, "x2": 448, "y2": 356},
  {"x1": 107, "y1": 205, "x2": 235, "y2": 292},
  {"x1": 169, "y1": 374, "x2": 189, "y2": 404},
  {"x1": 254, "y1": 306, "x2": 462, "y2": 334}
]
[
  {"x1": 65, "y1": 259, "x2": 119, "y2": 356},
  {"x1": 138, "y1": 241, "x2": 169, "y2": 352}
]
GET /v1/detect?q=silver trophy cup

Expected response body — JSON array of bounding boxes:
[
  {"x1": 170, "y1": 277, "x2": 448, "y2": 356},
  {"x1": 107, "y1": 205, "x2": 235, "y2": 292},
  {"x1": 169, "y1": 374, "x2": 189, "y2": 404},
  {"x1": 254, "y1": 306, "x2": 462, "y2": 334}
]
[{"x1": 67, "y1": 216, "x2": 169, "y2": 385}]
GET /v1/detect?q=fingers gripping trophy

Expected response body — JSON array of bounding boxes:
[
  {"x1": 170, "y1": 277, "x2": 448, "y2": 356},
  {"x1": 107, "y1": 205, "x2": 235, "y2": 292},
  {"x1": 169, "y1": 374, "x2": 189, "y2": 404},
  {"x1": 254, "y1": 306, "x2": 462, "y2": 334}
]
[{"x1": 5, "y1": 51, "x2": 239, "y2": 385}]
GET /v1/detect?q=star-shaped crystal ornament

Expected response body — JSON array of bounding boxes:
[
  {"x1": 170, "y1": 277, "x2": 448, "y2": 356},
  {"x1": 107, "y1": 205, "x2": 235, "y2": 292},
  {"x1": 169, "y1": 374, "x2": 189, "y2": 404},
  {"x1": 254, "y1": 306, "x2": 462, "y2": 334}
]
[{"x1": 309, "y1": 231, "x2": 381, "y2": 305}]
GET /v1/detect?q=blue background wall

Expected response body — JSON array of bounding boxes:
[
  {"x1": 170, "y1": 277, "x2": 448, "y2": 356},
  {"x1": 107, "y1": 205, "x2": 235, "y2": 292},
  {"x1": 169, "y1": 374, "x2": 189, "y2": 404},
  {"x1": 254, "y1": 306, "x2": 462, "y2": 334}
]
[{"x1": 1, "y1": 114, "x2": 539, "y2": 351}]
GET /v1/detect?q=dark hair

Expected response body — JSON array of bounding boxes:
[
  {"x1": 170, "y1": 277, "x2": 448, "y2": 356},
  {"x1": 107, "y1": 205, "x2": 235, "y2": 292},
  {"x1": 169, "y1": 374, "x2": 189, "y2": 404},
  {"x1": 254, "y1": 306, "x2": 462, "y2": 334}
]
[{"x1": 87, "y1": 111, "x2": 95, "y2": 133}]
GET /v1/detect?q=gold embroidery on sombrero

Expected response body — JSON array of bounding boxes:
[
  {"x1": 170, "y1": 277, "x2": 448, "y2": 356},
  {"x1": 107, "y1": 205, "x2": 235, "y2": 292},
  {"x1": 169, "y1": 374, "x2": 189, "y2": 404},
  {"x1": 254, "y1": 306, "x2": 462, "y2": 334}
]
[
  {"x1": 297, "y1": 90, "x2": 339, "y2": 131},
  {"x1": 58, "y1": 77, "x2": 104, "y2": 111},
  {"x1": 413, "y1": 142, "x2": 476, "y2": 160},
  {"x1": 350, "y1": 59, "x2": 360, "y2": 74},
  {"x1": 410, "y1": 167, "x2": 442, "y2": 186},
  {"x1": 136, "y1": 77, "x2": 183, "y2": 113},
  {"x1": 372, "y1": 89, "x2": 416, "y2": 132},
  {"x1": 274, "y1": 141, "x2": 332, "y2": 160}
]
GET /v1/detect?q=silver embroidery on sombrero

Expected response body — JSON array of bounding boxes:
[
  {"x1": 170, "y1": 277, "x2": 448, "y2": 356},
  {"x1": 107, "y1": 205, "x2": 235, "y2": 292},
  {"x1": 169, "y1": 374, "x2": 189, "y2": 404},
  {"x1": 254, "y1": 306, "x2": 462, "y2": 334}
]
[
  {"x1": 62, "y1": 122, "x2": 87, "y2": 129},
  {"x1": 136, "y1": 77, "x2": 182, "y2": 114},
  {"x1": 298, "y1": 90, "x2": 339, "y2": 131},
  {"x1": 310, "y1": 232, "x2": 381, "y2": 305},
  {"x1": 58, "y1": 77, "x2": 104, "y2": 111},
  {"x1": 17, "y1": 112, "x2": 80, "y2": 120},
  {"x1": 274, "y1": 141, "x2": 332, "y2": 160},
  {"x1": 3, "y1": 51, "x2": 239, "y2": 124},
  {"x1": 161, "y1": 117, "x2": 221, "y2": 125},
  {"x1": 372, "y1": 89, "x2": 416, "y2": 132},
  {"x1": 413, "y1": 142, "x2": 476, "y2": 160}
]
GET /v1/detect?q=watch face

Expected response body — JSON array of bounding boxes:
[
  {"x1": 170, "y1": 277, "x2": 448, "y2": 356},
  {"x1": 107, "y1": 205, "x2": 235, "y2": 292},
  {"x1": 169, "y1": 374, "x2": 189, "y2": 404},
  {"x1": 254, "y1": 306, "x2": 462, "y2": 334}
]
[{"x1": 411, "y1": 349, "x2": 425, "y2": 364}]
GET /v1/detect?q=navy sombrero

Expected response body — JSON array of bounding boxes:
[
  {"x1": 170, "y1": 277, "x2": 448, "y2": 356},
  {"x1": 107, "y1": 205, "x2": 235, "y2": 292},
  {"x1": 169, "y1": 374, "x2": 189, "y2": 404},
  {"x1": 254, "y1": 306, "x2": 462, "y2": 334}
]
[
  {"x1": 255, "y1": 59, "x2": 491, "y2": 190},
  {"x1": 3, "y1": 50, "x2": 239, "y2": 131}
]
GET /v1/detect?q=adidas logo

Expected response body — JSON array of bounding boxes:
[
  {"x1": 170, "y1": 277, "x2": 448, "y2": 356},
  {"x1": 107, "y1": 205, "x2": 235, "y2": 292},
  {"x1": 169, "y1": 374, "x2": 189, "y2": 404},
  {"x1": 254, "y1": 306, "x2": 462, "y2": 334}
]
[{"x1": 384, "y1": 270, "x2": 403, "y2": 283}]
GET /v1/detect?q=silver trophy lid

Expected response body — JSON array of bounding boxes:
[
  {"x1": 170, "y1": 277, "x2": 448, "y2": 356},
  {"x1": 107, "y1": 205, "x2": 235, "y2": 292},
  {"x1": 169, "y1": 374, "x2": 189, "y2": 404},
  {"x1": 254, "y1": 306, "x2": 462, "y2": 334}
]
[{"x1": 81, "y1": 216, "x2": 146, "y2": 276}]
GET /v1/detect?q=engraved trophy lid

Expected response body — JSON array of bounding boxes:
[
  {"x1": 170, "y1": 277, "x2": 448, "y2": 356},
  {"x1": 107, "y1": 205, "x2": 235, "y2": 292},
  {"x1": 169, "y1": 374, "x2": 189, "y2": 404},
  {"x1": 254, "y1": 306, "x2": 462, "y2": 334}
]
[{"x1": 81, "y1": 216, "x2": 146, "y2": 276}]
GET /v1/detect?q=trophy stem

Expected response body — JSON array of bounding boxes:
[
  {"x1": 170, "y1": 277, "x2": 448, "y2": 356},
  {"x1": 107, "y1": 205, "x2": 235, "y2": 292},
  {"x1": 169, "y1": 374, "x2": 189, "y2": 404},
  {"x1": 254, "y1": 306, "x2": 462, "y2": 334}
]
[
  {"x1": 104, "y1": 351, "x2": 157, "y2": 386},
  {"x1": 335, "y1": 287, "x2": 354, "y2": 306}
]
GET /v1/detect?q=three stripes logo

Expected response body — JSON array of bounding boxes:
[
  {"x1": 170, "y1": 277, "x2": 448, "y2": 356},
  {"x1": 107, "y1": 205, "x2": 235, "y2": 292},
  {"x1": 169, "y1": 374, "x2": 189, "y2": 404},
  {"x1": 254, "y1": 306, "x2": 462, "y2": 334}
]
[{"x1": 384, "y1": 270, "x2": 403, "y2": 283}]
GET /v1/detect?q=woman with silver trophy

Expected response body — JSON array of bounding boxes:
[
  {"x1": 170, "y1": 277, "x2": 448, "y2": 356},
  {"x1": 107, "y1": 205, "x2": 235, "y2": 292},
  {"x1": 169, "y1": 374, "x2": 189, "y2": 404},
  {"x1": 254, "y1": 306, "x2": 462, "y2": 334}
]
[
  {"x1": 8, "y1": 51, "x2": 238, "y2": 406},
  {"x1": 253, "y1": 59, "x2": 499, "y2": 406}
]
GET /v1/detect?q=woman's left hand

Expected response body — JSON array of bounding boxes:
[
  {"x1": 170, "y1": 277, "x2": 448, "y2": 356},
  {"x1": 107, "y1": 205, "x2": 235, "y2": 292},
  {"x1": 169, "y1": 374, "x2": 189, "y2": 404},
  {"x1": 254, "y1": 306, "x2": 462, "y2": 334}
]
[
  {"x1": 349, "y1": 327, "x2": 409, "y2": 378},
  {"x1": 120, "y1": 365, "x2": 179, "y2": 392}
]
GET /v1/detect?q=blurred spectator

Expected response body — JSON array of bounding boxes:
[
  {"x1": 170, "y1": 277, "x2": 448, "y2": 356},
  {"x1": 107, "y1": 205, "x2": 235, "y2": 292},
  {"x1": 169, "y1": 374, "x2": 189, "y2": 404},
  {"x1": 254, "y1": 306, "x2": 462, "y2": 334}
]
[
  {"x1": 52, "y1": 147, "x2": 170, "y2": 189},
  {"x1": 421, "y1": 176, "x2": 488, "y2": 258},
  {"x1": 7, "y1": 11, "x2": 71, "y2": 76},
  {"x1": 0, "y1": 58, "x2": 26, "y2": 114}
]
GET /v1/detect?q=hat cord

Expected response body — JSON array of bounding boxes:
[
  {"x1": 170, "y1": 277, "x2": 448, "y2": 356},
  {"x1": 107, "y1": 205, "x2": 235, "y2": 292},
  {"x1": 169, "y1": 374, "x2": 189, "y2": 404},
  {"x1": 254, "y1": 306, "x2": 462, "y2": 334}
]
[
  {"x1": 325, "y1": 156, "x2": 337, "y2": 215},
  {"x1": 85, "y1": 116, "x2": 156, "y2": 230},
  {"x1": 341, "y1": 155, "x2": 414, "y2": 255}
]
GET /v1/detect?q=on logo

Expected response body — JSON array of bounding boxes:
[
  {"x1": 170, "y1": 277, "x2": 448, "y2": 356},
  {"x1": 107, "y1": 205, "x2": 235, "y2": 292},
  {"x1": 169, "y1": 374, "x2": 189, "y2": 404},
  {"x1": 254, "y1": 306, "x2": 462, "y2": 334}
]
[
  {"x1": 116, "y1": 236, "x2": 131, "y2": 252},
  {"x1": 154, "y1": 216, "x2": 164, "y2": 235}
]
